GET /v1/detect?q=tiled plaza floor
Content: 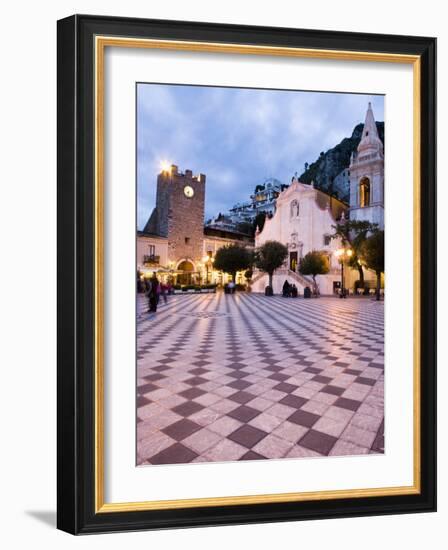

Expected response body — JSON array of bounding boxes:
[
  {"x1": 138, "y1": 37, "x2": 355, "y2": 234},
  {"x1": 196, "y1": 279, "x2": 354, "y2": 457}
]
[{"x1": 137, "y1": 292, "x2": 384, "y2": 465}]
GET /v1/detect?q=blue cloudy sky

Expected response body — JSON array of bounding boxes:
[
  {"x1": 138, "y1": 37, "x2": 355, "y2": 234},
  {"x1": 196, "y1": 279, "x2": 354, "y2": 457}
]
[{"x1": 137, "y1": 84, "x2": 384, "y2": 229}]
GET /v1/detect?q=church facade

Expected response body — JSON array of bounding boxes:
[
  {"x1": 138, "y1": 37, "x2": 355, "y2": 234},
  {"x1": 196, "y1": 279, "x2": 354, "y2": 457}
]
[
  {"x1": 252, "y1": 103, "x2": 384, "y2": 295},
  {"x1": 251, "y1": 180, "x2": 348, "y2": 295}
]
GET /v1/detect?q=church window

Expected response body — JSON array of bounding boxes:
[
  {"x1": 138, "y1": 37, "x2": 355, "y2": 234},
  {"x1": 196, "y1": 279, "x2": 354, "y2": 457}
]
[
  {"x1": 359, "y1": 177, "x2": 371, "y2": 207},
  {"x1": 185, "y1": 237, "x2": 190, "y2": 244},
  {"x1": 323, "y1": 235, "x2": 331, "y2": 246},
  {"x1": 148, "y1": 244, "x2": 155, "y2": 257}
]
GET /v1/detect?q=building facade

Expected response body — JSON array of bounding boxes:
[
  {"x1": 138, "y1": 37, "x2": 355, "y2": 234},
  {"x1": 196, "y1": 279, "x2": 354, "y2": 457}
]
[
  {"x1": 206, "y1": 177, "x2": 287, "y2": 232},
  {"x1": 139, "y1": 165, "x2": 254, "y2": 285},
  {"x1": 252, "y1": 179, "x2": 348, "y2": 295},
  {"x1": 349, "y1": 103, "x2": 384, "y2": 229}
]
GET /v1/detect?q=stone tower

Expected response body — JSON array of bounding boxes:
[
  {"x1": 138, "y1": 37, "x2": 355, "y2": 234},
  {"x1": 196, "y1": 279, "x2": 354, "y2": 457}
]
[
  {"x1": 349, "y1": 103, "x2": 384, "y2": 229},
  {"x1": 144, "y1": 165, "x2": 206, "y2": 269}
]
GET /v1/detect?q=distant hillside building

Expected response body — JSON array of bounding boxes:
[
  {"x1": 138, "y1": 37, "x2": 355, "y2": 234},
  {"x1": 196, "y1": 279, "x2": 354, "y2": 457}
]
[
  {"x1": 349, "y1": 103, "x2": 384, "y2": 229},
  {"x1": 206, "y1": 177, "x2": 287, "y2": 232}
]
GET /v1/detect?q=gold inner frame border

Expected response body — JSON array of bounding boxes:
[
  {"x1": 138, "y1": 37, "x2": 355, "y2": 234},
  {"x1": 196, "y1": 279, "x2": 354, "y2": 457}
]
[{"x1": 94, "y1": 36, "x2": 421, "y2": 513}]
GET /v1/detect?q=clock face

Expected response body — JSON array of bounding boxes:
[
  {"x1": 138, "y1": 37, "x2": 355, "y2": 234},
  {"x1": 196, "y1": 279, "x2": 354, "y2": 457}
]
[{"x1": 184, "y1": 185, "x2": 194, "y2": 198}]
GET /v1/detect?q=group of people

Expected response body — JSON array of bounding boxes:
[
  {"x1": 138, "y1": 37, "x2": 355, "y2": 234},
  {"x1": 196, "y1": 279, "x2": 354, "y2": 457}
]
[
  {"x1": 282, "y1": 280, "x2": 298, "y2": 298},
  {"x1": 144, "y1": 274, "x2": 172, "y2": 313}
]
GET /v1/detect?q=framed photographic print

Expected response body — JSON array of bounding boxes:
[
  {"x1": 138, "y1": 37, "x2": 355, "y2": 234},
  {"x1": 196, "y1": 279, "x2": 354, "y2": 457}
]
[{"x1": 57, "y1": 14, "x2": 436, "y2": 534}]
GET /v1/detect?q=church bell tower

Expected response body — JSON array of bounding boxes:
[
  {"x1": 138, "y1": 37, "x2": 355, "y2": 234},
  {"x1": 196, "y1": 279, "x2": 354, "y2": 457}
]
[{"x1": 349, "y1": 103, "x2": 384, "y2": 229}]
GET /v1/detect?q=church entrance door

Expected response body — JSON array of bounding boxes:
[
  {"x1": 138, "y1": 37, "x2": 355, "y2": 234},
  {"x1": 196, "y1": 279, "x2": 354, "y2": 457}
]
[{"x1": 289, "y1": 251, "x2": 298, "y2": 271}]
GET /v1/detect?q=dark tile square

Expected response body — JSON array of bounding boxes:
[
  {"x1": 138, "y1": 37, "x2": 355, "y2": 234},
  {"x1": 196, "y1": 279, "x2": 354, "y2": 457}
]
[
  {"x1": 162, "y1": 419, "x2": 202, "y2": 441},
  {"x1": 356, "y1": 376, "x2": 376, "y2": 386},
  {"x1": 192, "y1": 360, "x2": 210, "y2": 367},
  {"x1": 279, "y1": 394, "x2": 308, "y2": 409},
  {"x1": 228, "y1": 371, "x2": 249, "y2": 379},
  {"x1": 137, "y1": 395, "x2": 151, "y2": 408},
  {"x1": 312, "y1": 374, "x2": 332, "y2": 384},
  {"x1": 138, "y1": 382, "x2": 158, "y2": 395},
  {"x1": 273, "y1": 382, "x2": 298, "y2": 393},
  {"x1": 228, "y1": 362, "x2": 248, "y2": 370},
  {"x1": 265, "y1": 365, "x2": 283, "y2": 372},
  {"x1": 240, "y1": 450, "x2": 267, "y2": 461},
  {"x1": 153, "y1": 365, "x2": 171, "y2": 372},
  {"x1": 287, "y1": 409, "x2": 320, "y2": 428},
  {"x1": 189, "y1": 367, "x2": 209, "y2": 375},
  {"x1": 321, "y1": 385, "x2": 345, "y2": 396},
  {"x1": 368, "y1": 362, "x2": 384, "y2": 369},
  {"x1": 172, "y1": 401, "x2": 204, "y2": 417},
  {"x1": 334, "y1": 361, "x2": 349, "y2": 368},
  {"x1": 228, "y1": 425, "x2": 268, "y2": 449},
  {"x1": 344, "y1": 368, "x2": 362, "y2": 375},
  {"x1": 228, "y1": 379, "x2": 252, "y2": 390},
  {"x1": 179, "y1": 387, "x2": 206, "y2": 399},
  {"x1": 228, "y1": 405, "x2": 260, "y2": 423},
  {"x1": 149, "y1": 443, "x2": 198, "y2": 465},
  {"x1": 144, "y1": 373, "x2": 166, "y2": 382},
  {"x1": 184, "y1": 376, "x2": 208, "y2": 386},
  {"x1": 299, "y1": 429, "x2": 337, "y2": 455},
  {"x1": 228, "y1": 391, "x2": 256, "y2": 405},
  {"x1": 303, "y1": 366, "x2": 322, "y2": 374},
  {"x1": 334, "y1": 397, "x2": 361, "y2": 411},
  {"x1": 268, "y1": 373, "x2": 289, "y2": 382}
]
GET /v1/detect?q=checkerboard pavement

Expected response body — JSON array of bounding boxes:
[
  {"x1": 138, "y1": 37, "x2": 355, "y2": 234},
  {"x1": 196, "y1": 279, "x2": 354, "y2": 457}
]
[{"x1": 137, "y1": 292, "x2": 384, "y2": 465}]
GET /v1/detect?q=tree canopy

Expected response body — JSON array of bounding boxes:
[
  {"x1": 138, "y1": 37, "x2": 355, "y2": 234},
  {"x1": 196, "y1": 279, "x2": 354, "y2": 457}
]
[
  {"x1": 299, "y1": 251, "x2": 330, "y2": 280},
  {"x1": 254, "y1": 240, "x2": 288, "y2": 289},
  {"x1": 213, "y1": 244, "x2": 253, "y2": 282},
  {"x1": 299, "y1": 251, "x2": 329, "y2": 295},
  {"x1": 331, "y1": 219, "x2": 378, "y2": 286},
  {"x1": 359, "y1": 230, "x2": 384, "y2": 300}
]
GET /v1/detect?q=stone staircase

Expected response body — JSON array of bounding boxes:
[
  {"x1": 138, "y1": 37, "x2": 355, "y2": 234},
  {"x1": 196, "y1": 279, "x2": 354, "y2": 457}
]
[{"x1": 250, "y1": 268, "x2": 314, "y2": 293}]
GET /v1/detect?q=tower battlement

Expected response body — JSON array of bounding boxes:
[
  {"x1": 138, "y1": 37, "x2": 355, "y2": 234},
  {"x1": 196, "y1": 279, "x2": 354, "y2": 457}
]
[{"x1": 160, "y1": 165, "x2": 206, "y2": 184}]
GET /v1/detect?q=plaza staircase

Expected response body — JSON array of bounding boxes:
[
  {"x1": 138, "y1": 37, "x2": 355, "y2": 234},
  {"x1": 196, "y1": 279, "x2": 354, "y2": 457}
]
[{"x1": 250, "y1": 268, "x2": 313, "y2": 294}]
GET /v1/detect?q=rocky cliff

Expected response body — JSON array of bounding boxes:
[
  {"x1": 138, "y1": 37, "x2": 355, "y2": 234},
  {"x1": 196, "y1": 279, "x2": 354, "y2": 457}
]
[{"x1": 299, "y1": 121, "x2": 384, "y2": 202}]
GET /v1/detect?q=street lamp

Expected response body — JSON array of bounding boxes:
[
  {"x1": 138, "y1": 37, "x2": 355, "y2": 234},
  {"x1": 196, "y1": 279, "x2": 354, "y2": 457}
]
[
  {"x1": 334, "y1": 247, "x2": 353, "y2": 298},
  {"x1": 202, "y1": 255, "x2": 213, "y2": 284}
]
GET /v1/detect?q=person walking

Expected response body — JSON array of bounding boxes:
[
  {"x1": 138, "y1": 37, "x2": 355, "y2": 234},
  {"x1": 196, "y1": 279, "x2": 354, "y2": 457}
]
[
  {"x1": 160, "y1": 281, "x2": 168, "y2": 304},
  {"x1": 147, "y1": 273, "x2": 160, "y2": 313}
]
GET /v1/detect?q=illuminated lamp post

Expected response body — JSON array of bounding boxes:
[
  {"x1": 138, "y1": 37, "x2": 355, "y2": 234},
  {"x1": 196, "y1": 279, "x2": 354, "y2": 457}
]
[
  {"x1": 334, "y1": 247, "x2": 353, "y2": 298},
  {"x1": 202, "y1": 255, "x2": 214, "y2": 284}
]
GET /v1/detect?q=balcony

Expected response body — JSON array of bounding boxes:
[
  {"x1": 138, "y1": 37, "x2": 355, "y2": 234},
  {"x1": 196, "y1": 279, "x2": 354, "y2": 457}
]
[{"x1": 143, "y1": 254, "x2": 160, "y2": 265}]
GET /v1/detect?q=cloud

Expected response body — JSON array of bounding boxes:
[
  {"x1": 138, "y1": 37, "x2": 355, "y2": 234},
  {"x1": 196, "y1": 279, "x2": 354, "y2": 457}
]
[{"x1": 137, "y1": 84, "x2": 384, "y2": 228}]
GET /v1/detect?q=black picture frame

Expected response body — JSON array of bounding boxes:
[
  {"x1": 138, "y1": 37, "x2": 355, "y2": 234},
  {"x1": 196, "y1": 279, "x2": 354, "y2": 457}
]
[{"x1": 57, "y1": 14, "x2": 436, "y2": 534}]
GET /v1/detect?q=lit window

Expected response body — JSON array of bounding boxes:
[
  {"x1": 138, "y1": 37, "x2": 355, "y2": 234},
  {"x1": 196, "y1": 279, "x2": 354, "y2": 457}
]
[{"x1": 359, "y1": 177, "x2": 371, "y2": 207}]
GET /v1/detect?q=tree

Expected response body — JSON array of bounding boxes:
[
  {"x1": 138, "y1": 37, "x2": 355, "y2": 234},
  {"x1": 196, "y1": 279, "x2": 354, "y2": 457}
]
[
  {"x1": 213, "y1": 244, "x2": 252, "y2": 283},
  {"x1": 252, "y1": 211, "x2": 267, "y2": 234},
  {"x1": 254, "y1": 240, "x2": 288, "y2": 291},
  {"x1": 359, "y1": 230, "x2": 384, "y2": 301},
  {"x1": 331, "y1": 219, "x2": 378, "y2": 288},
  {"x1": 299, "y1": 251, "x2": 330, "y2": 295}
]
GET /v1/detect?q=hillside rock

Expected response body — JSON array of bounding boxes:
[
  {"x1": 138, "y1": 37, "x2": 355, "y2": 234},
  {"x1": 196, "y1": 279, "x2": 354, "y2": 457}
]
[{"x1": 299, "y1": 121, "x2": 384, "y2": 202}]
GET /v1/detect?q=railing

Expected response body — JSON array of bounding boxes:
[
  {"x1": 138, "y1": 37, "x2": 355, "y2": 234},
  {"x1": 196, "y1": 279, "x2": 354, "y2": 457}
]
[{"x1": 143, "y1": 255, "x2": 160, "y2": 265}]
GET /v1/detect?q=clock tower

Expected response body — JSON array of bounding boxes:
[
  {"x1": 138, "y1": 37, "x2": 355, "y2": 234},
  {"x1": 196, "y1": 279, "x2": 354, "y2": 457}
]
[{"x1": 144, "y1": 165, "x2": 206, "y2": 271}]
